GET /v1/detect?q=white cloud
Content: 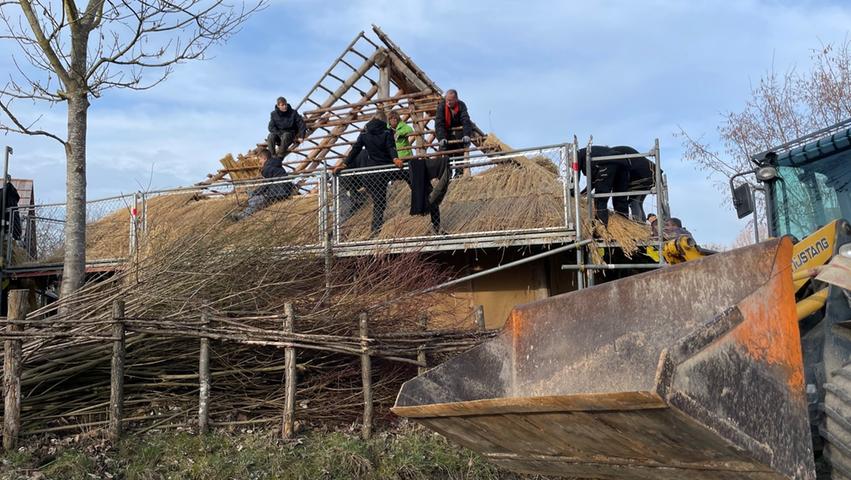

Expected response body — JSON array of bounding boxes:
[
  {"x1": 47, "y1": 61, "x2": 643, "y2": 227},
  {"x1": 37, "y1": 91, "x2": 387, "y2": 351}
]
[{"x1": 2, "y1": 0, "x2": 851, "y2": 245}]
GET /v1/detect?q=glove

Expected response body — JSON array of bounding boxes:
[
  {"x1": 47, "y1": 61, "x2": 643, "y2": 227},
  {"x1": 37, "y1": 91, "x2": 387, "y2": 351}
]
[
  {"x1": 439, "y1": 138, "x2": 448, "y2": 148},
  {"x1": 462, "y1": 135, "x2": 471, "y2": 146},
  {"x1": 393, "y1": 158, "x2": 404, "y2": 168}
]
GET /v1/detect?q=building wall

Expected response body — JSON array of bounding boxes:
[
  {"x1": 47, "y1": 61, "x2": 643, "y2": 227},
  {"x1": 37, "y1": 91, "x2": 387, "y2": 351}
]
[{"x1": 430, "y1": 249, "x2": 582, "y2": 330}]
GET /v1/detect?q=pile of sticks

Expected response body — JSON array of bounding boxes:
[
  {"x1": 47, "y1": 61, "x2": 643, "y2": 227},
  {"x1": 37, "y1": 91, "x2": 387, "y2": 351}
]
[{"x1": 1, "y1": 209, "x2": 491, "y2": 441}]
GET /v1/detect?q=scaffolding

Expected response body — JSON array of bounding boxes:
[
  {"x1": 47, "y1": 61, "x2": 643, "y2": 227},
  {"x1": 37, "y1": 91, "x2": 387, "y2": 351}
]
[{"x1": 564, "y1": 138, "x2": 670, "y2": 290}]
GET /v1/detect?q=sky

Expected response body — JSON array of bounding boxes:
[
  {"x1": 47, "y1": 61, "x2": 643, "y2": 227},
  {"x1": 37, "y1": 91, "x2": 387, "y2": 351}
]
[{"x1": 2, "y1": 0, "x2": 851, "y2": 246}]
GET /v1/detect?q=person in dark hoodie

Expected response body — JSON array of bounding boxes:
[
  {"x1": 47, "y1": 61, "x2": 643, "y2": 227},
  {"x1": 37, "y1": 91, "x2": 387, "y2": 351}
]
[
  {"x1": 232, "y1": 149, "x2": 295, "y2": 221},
  {"x1": 267, "y1": 97, "x2": 307, "y2": 158},
  {"x1": 611, "y1": 145, "x2": 659, "y2": 222},
  {"x1": 331, "y1": 116, "x2": 401, "y2": 236},
  {"x1": 576, "y1": 145, "x2": 630, "y2": 226},
  {"x1": 1, "y1": 176, "x2": 21, "y2": 241}
]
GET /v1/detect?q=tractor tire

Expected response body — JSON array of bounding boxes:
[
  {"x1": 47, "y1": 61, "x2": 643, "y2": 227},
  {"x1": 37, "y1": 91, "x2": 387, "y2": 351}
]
[{"x1": 822, "y1": 361, "x2": 851, "y2": 480}]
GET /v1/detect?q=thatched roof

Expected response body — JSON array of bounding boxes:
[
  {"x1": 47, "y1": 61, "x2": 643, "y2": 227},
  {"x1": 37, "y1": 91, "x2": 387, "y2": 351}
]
[{"x1": 14, "y1": 157, "x2": 650, "y2": 267}]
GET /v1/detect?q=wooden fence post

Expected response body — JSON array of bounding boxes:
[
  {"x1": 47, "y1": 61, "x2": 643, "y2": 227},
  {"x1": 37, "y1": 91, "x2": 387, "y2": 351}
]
[
  {"x1": 3, "y1": 290, "x2": 26, "y2": 450},
  {"x1": 475, "y1": 304, "x2": 486, "y2": 331},
  {"x1": 282, "y1": 303, "x2": 296, "y2": 439},
  {"x1": 108, "y1": 299, "x2": 125, "y2": 442},
  {"x1": 360, "y1": 312, "x2": 372, "y2": 439},
  {"x1": 417, "y1": 314, "x2": 428, "y2": 375},
  {"x1": 198, "y1": 310, "x2": 211, "y2": 435}
]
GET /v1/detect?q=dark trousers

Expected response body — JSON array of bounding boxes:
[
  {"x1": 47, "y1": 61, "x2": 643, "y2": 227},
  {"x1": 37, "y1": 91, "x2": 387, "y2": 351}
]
[
  {"x1": 593, "y1": 162, "x2": 630, "y2": 225},
  {"x1": 627, "y1": 176, "x2": 654, "y2": 222},
  {"x1": 235, "y1": 182, "x2": 295, "y2": 220},
  {"x1": 409, "y1": 157, "x2": 450, "y2": 231},
  {"x1": 267, "y1": 131, "x2": 295, "y2": 157},
  {"x1": 340, "y1": 169, "x2": 405, "y2": 235}
]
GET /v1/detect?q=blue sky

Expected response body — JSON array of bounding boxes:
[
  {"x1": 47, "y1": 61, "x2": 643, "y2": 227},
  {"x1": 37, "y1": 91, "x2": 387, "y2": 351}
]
[{"x1": 2, "y1": 0, "x2": 851, "y2": 245}]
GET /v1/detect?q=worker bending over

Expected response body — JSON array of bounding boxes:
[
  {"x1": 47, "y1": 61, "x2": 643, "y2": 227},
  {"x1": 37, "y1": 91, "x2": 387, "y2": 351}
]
[
  {"x1": 267, "y1": 97, "x2": 306, "y2": 158},
  {"x1": 611, "y1": 145, "x2": 659, "y2": 222},
  {"x1": 232, "y1": 150, "x2": 295, "y2": 221},
  {"x1": 332, "y1": 116, "x2": 401, "y2": 236},
  {"x1": 577, "y1": 146, "x2": 630, "y2": 226}
]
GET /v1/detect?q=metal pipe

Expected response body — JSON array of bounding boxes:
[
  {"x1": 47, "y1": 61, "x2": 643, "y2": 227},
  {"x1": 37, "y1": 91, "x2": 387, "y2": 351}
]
[
  {"x1": 335, "y1": 226, "x2": 573, "y2": 247},
  {"x1": 752, "y1": 187, "x2": 761, "y2": 243},
  {"x1": 584, "y1": 137, "x2": 595, "y2": 287},
  {"x1": 332, "y1": 174, "x2": 340, "y2": 244},
  {"x1": 319, "y1": 165, "x2": 332, "y2": 293},
  {"x1": 589, "y1": 189, "x2": 655, "y2": 199},
  {"x1": 571, "y1": 138, "x2": 584, "y2": 290},
  {"x1": 561, "y1": 145, "x2": 570, "y2": 230},
  {"x1": 561, "y1": 263, "x2": 664, "y2": 270},
  {"x1": 654, "y1": 139, "x2": 664, "y2": 267},
  {"x1": 419, "y1": 239, "x2": 593, "y2": 294},
  {"x1": 590, "y1": 152, "x2": 654, "y2": 161}
]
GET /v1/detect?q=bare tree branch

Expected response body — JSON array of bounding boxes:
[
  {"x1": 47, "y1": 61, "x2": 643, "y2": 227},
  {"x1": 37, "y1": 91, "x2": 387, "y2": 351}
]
[
  {"x1": 0, "y1": 96, "x2": 65, "y2": 144},
  {"x1": 0, "y1": 0, "x2": 266, "y2": 298}
]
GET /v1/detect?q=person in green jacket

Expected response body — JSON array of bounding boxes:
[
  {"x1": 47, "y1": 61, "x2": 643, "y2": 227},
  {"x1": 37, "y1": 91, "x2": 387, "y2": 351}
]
[{"x1": 388, "y1": 110, "x2": 414, "y2": 165}]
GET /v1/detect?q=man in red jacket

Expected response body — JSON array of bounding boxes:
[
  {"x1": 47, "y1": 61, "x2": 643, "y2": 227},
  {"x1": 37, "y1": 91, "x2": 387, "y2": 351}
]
[{"x1": 409, "y1": 90, "x2": 473, "y2": 233}]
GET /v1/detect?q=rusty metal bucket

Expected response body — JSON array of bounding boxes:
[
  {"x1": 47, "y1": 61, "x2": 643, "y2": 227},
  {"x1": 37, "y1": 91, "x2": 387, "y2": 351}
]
[{"x1": 393, "y1": 238, "x2": 815, "y2": 479}]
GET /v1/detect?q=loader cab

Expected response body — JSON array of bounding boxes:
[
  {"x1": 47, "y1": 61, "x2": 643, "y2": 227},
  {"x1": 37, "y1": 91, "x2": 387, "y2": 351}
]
[{"x1": 747, "y1": 120, "x2": 851, "y2": 239}]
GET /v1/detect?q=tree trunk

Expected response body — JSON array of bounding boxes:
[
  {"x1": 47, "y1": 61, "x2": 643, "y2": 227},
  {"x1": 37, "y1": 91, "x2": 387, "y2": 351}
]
[
  {"x1": 59, "y1": 91, "x2": 89, "y2": 299},
  {"x1": 59, "y1": 22, "x2": 91, "y2": 301}
]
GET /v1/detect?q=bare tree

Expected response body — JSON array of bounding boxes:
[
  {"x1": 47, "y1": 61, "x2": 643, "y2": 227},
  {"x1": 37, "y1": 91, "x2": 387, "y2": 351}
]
[
  {"x1": 0, "y1": 0, "x2": 265, "y2": 298},
  {"x1": 678, "y1": 40, "x2": 851, "y2": 242}
]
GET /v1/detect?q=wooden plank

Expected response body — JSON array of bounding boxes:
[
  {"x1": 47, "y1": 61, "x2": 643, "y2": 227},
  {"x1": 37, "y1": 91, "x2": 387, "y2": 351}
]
[
  {"x1": 418, "y1": 409, "x2": 779, "y2": 479},
  {"x1": 360, "y1": 312, "x2": 373, "y2": 439},
  {"x1": 417, "y1": 314, "x2": 428, "y2": 375},
  {"x1": 474, "y1": 305, "x2": 485, "y2": 331},
  {"x1": 2, "y1": 290, "x2": 26, "y2": 450},
  {"x1": 282, "y1": 303, "x2": 297, "y2": 438},
  {"x1": 198, "y1": 311, "x2": 211, "y2": 434},
  {"x1": 108, "y1": 299, "x2": 125, "y2": 442},
  {"x1": 391, "y1": 391, "x2": 667, "y2": 418}
]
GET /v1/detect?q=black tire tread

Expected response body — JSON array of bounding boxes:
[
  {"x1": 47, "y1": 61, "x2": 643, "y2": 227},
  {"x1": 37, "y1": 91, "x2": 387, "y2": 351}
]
[{"x1": 823, "y1": 362, "x2": 851, "y2": 479}]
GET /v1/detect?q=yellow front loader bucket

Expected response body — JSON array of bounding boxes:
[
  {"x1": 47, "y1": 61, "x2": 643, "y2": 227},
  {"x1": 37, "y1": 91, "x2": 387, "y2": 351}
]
[{"x1": 393, "y1": 238, "x2": 816, "y2": 479}]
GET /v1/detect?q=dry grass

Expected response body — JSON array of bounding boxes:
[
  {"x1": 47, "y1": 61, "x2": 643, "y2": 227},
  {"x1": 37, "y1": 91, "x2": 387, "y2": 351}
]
[{"x1": 71, "y1": 155, "x2": 652, "y2": 262}]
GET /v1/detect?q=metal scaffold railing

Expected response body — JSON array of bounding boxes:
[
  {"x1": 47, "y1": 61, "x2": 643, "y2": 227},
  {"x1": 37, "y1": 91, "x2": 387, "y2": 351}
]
[
  {"x1": 562, "y1": 137, "x2": 670, "y2": 289},
  {"x1": 3, "y1": 143, "x2": 583, "y2": 273}
]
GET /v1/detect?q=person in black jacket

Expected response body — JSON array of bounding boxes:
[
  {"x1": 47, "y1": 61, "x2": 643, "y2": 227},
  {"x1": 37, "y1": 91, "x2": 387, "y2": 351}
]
[
  {"x1": 267, "y1": 97, "x2": 307, "y2": 158},
  {"x1": 332, "y1": 117, "x2": 401, "y2": 236},
  {"x1": 1, "y1": 177, "x2": 21, "y2": 241},
  {"x1": 577, "y1": 145, "x2": 630, "y2": 226},
  {"x1": 232, "y1": 150, "x2": 295, "y2": 221},
  {"x1": 434, "y1": 89, "x2": 473, "y2": 179},
  {"x1": 409, "y1": 90, "x2": 472, "y2": 233},
  {"x1": 611, "y1": 145, "x2": 659, "y2": 222}
]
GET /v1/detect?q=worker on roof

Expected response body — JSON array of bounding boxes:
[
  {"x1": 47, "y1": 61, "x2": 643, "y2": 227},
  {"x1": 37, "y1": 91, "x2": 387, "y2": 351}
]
[
  {"x1": 231, "y1": 149, "x2": 295, "y2": 221},
  {"x1": 611, "y1": 145, "x2": 660, "y2": 222},
  {"x1": 408, "y1": 89, "x2": 471, "y2": 234},
  {"x1": 267, "y1": 97, "x2": 306, "y2": 158},
  {"x1": 577, "y1": 145, "x2": 630, "y2": 226},
  {"x1": 435, "y1": 89, "x2": 472, "y2": 152},
  {"x1": 331, "y1": 115, "x2": 402, "y2": 237},
  {"x1": 435, "y1": 89, "x2": 473, "y2": 179},
  {"x1": 388, "y1": 110, "x2": 414, "y2": 160}
]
